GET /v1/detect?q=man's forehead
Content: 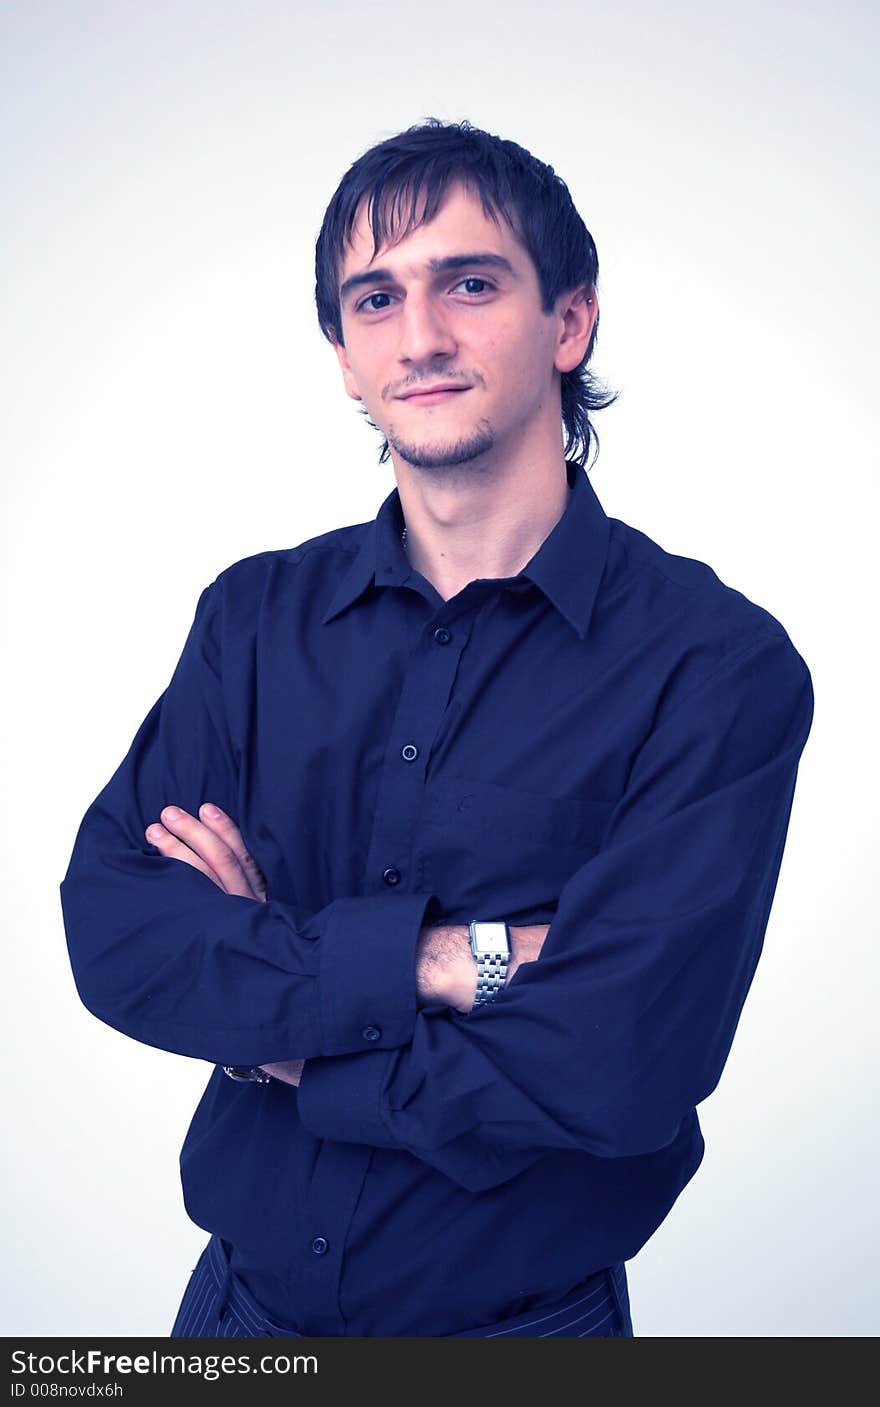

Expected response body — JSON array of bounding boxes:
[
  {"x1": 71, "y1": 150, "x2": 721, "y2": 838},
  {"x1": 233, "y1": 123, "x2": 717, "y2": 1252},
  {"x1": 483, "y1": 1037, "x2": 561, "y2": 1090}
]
[{"x1": 339, "y1": 181, "x2": 518, "y2": 280}]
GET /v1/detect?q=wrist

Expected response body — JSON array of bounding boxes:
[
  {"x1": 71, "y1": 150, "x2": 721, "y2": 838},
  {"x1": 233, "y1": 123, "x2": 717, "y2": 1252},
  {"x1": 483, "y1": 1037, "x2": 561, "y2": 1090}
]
[
  {"x1": 415, "y1": 924, "x2": 477, "y2": 1011},
  {"x1": 414, "y1": 921, "x2": 548, "y2": 1011}
]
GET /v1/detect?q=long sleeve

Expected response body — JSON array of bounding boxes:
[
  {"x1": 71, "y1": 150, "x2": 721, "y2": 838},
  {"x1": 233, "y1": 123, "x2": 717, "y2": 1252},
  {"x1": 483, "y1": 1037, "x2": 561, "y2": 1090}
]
[
  {"x1": 297, "y1": 630, "x2": 814, "y2": 1189},
  {"x1": 59, "y1": 580, "x2": 439, "y2": 1066}
]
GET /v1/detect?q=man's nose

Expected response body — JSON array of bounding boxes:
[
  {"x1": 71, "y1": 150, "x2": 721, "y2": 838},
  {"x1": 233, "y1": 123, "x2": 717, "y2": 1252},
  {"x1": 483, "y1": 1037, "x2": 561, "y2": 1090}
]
[{"x1": 396, "y1": 292, "x2": 457, "y2": 365}]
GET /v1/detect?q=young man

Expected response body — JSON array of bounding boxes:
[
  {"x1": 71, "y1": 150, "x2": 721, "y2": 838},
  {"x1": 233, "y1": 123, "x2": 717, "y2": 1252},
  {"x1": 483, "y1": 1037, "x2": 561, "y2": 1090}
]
[{"x1": 60, "y1": 119, "x2": 814, "y2": 1338}]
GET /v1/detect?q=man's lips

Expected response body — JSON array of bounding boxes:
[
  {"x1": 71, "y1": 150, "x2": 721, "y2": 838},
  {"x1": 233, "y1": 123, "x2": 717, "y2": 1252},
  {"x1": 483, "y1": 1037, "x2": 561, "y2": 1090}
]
[{"x1": 396, "y1": 386, "x2": 471, "y2": 403}]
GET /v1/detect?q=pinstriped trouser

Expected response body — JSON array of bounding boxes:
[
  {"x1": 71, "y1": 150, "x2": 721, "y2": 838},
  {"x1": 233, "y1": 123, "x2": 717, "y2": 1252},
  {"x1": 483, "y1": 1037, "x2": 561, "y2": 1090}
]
[{"x1": 170, "y1": 1233, "x2": 634, "y2": 1338}]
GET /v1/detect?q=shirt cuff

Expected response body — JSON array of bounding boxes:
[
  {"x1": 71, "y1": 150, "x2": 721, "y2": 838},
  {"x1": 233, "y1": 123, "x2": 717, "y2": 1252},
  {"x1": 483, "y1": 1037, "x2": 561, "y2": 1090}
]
[
  {"x1": 317, "y1": 891, "x2": 442, "y2": 1056},
  {"x1": 296, "y1": 1047, "x2": 548, "y2": 1191},
  {"x1": 297, "y1": 1047, "x2": 394, "y2": 1145}
]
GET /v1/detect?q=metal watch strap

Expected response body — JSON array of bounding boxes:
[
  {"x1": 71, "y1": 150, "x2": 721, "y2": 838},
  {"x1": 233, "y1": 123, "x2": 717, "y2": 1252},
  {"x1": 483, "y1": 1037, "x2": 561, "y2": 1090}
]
[
  {"x1": 473, "y1": 951, "x2": 509, "y2": 1005},
  {"x1": 469, "y1": 920, "x2": 511, "y2": 1007}
]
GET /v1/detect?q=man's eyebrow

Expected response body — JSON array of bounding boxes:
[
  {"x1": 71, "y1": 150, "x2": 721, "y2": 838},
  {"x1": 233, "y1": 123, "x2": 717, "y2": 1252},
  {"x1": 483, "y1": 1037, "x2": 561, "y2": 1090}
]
[{"x1": 339, "y1": 253, "x2": 517, "y2": 306}]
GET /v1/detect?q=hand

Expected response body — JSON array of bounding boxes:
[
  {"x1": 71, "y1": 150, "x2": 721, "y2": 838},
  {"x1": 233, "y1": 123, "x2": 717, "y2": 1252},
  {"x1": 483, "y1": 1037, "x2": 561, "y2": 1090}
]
[
  {"x1": 507, "y1": 924, "x2": 551, "y2": 980},
  {"x1": 145, "y1": 803, "x2": 267, "y2": 901},
  {"x1": 146, "y1": 805, "x2": 303, "y2": 1079}
]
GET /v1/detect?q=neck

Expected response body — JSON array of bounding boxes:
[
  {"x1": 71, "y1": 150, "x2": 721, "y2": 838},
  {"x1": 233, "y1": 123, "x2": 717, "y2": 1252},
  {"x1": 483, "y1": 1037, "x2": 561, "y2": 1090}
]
[{"x1": 397, "y1": 454, "x2": 571, "y2": 603}]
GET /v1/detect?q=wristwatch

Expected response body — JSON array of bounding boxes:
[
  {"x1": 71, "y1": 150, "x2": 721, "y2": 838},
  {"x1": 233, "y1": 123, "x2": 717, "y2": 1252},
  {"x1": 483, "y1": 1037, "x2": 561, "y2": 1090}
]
[
  {"x1": 468, "y1": 920, "x2": 511, "y2": 1008},
  {"x1": 222, "y1": 1065, "x2": 272, "y2": 1083}
]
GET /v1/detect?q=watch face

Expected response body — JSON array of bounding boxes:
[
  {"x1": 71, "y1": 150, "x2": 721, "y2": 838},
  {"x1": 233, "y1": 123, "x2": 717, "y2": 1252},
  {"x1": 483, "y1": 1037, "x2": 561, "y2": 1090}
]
[{"x1": 470, "y1": 921, "x2": 510, "y2": 956}]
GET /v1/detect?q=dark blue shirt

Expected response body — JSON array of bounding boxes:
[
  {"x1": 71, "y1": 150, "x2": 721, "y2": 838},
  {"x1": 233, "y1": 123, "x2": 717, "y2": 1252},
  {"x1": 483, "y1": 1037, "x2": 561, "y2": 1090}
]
[{"x1": 60, "y1": 459, "x2": 814, "y2": 1335}]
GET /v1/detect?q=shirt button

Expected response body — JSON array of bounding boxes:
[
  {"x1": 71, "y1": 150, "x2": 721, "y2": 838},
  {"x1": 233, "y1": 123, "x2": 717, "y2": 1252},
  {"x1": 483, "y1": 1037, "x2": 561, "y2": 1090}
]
[
  {"x1": 382, "y1": 867, "x2": 401, "y2": 886},
  {"x1": 310, "y1": 1236, "x2": 329, "y2": 1256},
  {"x1": 433, "y1": 626, "x2": 452, "y2": 645},
  {"x1": 401, "y1": 743, "x2": 418, "y2": 762},
  {"x1": 362, "y1": 1025, "x2": 381, "y2": 1042}
]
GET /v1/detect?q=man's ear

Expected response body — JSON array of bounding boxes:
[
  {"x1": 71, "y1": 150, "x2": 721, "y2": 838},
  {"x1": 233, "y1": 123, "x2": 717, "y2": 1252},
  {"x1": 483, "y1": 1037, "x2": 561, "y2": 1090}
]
[
  {"x1": 329, "y1": 327, "x2": 363, "y2": 402},
  {"x1": 553, "y1": 286, "x2": 600, "y2": 375}
]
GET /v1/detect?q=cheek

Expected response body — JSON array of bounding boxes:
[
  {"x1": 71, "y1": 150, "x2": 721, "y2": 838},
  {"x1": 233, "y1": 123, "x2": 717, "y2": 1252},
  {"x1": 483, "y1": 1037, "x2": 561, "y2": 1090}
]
[
  {"x1": 488, "y1": 329, "x2": 544, "y2": 388},
  {"x1": 359, "y1": 335, "x2": 403, "y2": 395},
  {"x1": 357, "y1": 375, "x2": 392, "y2": 427},
  {"x1": 480, "y1": 317, "x2": 545, "y2": 371}
]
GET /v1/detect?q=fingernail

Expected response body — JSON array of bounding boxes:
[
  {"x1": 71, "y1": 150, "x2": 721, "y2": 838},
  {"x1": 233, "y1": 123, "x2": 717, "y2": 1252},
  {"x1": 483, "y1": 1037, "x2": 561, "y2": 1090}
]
[
  {"x1": 146, "y1": 825, "x2": 163, "y2": 841},
  {"x1": 201, "y1": 804, "x2": 220, "y2": 819},
  {"x1": 162, "y1": 806, "x2": 180, "y2": 820}
]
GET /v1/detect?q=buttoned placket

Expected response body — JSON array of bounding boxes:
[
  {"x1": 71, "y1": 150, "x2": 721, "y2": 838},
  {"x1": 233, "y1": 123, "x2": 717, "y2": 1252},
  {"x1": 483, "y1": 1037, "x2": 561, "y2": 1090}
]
[{"x1": 297, "y1": 582, "x2": 507, "y2": 1334}]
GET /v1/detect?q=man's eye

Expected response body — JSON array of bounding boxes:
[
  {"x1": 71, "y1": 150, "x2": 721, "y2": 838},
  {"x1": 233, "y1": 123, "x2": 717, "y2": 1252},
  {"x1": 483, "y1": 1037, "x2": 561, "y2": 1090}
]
[
  {"x1": 358, "y1": 292, "x2": 393, "y2": 312},
  {"x1": 454, "y1": 277, "x2": 494, "y2": 295}
]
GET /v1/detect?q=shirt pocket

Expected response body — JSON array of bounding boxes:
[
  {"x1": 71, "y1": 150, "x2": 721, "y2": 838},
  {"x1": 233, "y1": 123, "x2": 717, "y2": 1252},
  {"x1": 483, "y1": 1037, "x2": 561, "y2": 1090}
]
[{"x1": 418, "y1": 778, "x2": 614, "y2": 920}]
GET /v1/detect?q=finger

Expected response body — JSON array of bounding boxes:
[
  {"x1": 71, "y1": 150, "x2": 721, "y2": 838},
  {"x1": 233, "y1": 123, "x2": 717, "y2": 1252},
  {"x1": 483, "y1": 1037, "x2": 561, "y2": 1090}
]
[
  {"x1": 196, "y1": 803, "x2": 268, "y2": 902},
  {"x1": 157, "y1": 806, "x2": 258, "y2": 900},
  {"x1": 145, "y1": 823, "x2": 224, "y2": 888}
]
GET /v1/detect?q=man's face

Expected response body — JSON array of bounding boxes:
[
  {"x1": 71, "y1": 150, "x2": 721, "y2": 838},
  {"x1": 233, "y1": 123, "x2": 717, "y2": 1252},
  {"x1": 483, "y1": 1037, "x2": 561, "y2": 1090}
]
[{"x1": 331, "y1": 181, "x2": 588, "y2": 472}]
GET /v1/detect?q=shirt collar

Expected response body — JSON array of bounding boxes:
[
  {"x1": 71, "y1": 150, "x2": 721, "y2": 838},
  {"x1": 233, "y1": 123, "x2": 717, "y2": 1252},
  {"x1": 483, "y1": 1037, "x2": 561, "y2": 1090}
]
[{"x1": 321, "y1": 459, "x2": 611, "y2": 640}]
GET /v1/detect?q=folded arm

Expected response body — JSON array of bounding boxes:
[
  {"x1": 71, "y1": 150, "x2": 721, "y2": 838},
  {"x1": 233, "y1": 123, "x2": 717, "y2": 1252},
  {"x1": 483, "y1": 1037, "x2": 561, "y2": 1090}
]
[
  {"x1": 61, "y1": 581, "x2": 813, "y2": 1195},
  {"x1": 59, "y1": 580, "x2": 441, "y2": 1067},
  {"x1": 126, "y1": 790, "x2": 548, "y2": 1086},
  {"x1": 295, "y1": 631, "x2": 815, "y2": 1190}
]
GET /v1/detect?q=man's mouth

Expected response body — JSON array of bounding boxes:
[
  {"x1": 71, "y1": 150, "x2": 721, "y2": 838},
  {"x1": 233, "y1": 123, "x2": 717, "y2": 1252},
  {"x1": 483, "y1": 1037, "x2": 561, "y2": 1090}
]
[{"x1": 397, "y1": 386, "x2": 470, "y2": 404}]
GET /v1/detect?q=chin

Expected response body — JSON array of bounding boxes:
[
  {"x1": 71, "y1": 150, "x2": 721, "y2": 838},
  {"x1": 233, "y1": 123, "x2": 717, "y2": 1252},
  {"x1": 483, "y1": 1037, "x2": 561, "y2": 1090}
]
[{"x1": 388, "y1": 422, "x2": 496, "y2": 471}]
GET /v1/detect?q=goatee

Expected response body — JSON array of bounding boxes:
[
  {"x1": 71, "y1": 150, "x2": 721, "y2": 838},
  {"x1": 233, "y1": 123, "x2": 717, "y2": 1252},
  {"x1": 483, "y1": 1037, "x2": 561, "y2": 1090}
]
[{"x1": 388, "y1": 421, "x2": 495, "y2": 472}]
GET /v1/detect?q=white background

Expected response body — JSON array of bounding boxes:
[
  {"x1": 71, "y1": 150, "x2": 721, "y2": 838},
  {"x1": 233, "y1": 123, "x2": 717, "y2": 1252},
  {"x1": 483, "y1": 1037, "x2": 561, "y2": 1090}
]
[{"x1": 3, "y1": 0, "x2": 877, "y2": 1336}]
